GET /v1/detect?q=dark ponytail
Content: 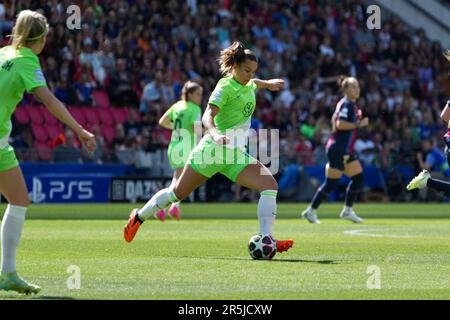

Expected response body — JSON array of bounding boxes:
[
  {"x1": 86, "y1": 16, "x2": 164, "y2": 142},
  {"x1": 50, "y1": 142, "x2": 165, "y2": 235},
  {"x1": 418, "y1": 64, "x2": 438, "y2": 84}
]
[
  {"x1": 181, "y1": 81, "x2": 202, "y2": 102},
  {"x1": 218, "y1": 41, "x2": 257, "y2": 76}
]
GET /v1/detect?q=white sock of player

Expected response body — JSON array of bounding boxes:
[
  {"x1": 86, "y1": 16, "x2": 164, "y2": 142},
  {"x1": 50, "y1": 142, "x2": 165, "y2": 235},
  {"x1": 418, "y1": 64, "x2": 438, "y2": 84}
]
[
  {"x1": 258, "y1": 190, "x2": 277, "y2": 235},
  {"x1": 1, "y1": 205, "x2": 27, "y2": 274},
  {"x1": 168, "y1": 177, "x2": 180, "y2": 209},
  {"x1": 138, "y1": 188, "x2": 179, "y2": 221}
]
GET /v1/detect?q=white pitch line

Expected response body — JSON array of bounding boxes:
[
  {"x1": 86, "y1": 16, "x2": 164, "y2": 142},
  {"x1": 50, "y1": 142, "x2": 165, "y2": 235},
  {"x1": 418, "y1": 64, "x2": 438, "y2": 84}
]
[{"x1": 343, "y1": 228, "x2": 415, "y2": 238}]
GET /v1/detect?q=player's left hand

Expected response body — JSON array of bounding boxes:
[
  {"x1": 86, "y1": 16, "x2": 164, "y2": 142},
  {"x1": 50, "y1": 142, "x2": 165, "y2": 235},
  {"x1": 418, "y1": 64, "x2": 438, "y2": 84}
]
[
  {"x1": 78, "y1": 129, "x2": 97, "y2": 154},
  {"x1": 267, "y1": 79, "x2": 285, "y2": 91}
]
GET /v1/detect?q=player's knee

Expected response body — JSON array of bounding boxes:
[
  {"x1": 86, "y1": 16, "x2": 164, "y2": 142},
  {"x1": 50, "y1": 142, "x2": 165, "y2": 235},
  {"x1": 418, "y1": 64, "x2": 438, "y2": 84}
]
[
  {"x1": 351, "y1": 173, "x2": 364, "y2": 190},
  {"x1": 321, "y1": 178, "x2": 339, "y2": 194},
  {"x1": 261, "y1": 177, "x2": 278, "y2": 192}
]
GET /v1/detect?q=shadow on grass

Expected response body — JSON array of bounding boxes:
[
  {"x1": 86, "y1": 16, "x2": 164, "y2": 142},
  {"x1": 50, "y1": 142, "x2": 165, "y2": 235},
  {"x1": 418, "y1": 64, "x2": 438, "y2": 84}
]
[
  {"x1": 271, "y1": 258, "x2": 338, "y2": 264},
  {"x1": 0, "y1": 294, "x2": 77, "y2": 300},
  {"x1": 174, "y1": 255, "x2": 339, "y2": 264},
  {"x1": 31, "y1": 296, "x2": 78, "y2": 300}
]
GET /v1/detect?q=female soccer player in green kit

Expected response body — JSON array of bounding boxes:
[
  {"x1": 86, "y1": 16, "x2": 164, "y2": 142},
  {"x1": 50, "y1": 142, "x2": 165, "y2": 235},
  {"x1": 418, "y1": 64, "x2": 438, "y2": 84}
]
[
  {"x1": 124, "y1": 42, "x2": 294, "y2": 254},
  {"x1": 154, "y1": 81, "x2": 203, "y2": 221},
  {"x1": 0, "y1": 10, "x2": 96, "y2": 294}
]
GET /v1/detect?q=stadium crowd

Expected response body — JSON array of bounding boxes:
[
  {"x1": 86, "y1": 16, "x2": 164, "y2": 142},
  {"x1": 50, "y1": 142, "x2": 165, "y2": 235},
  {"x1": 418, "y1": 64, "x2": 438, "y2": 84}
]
[{"x1": 1, "y1": 0, "x2": 450, "y2": 185}]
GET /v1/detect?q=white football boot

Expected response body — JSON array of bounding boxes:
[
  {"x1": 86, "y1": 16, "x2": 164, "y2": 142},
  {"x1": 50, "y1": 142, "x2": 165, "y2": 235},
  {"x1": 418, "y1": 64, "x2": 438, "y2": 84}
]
[
  {"x1": 406, "y1": 170, "x2": 430, "y2": 191},
  {"x1": 340, "y1": 207, "x2": 364, "y2": 223},
  {"x1": 301, "y1": 207, "x2": 321, "y2": 224}
]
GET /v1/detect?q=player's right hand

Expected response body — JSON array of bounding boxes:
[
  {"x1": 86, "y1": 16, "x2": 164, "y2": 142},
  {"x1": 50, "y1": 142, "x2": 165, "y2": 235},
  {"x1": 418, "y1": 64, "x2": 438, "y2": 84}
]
[
  {"x1": 211, "y1": 133, "x2": 230, "y2": 145},
  {"x1": 78, "y1": 128, "x2": 97, "y2": 153},
  {"x1": 359, "y1": 117, "x2": 369, "y2": 128}
]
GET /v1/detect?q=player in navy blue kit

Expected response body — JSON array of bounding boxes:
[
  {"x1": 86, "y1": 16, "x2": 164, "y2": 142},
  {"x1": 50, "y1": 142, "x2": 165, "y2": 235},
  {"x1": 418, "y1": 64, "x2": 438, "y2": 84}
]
[{"x1": 301, "y1": 77, "x2": 369, "y2": 224}]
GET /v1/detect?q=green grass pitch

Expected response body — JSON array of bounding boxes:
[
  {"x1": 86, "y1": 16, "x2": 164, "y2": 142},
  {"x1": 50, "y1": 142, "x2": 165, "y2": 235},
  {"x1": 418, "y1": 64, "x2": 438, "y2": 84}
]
[{"x1": 0, "y1": 203, "x2": 449, "y2": 300}]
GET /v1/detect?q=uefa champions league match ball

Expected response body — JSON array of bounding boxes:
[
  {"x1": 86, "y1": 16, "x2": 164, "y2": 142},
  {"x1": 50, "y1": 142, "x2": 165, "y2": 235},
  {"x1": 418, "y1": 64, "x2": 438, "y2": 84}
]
[{"x1": 248, "y1": 234, "x2": 276, "y2": 260}]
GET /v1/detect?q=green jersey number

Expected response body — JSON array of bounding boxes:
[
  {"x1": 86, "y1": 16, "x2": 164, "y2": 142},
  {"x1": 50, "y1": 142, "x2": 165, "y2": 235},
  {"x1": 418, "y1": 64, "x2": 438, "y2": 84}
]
[{"x1": 1, "y1": 60, "x2": 14, "y2": 72}]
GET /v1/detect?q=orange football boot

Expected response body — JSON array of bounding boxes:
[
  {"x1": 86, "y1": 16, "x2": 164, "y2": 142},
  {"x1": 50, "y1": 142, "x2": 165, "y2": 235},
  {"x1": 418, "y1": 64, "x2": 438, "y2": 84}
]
[
  {"x1": 276, "y1": 239, "x2": 294, "y2": 253},
  {"x1": 124, "y1": 209, "x2": 143, "y2": 242}
]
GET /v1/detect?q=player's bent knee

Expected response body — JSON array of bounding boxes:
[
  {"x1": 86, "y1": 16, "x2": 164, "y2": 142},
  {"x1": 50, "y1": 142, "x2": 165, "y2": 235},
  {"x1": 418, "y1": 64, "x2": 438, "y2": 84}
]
[{"x1": 260, "y1": 177, "x2": 278, "y2": 192}]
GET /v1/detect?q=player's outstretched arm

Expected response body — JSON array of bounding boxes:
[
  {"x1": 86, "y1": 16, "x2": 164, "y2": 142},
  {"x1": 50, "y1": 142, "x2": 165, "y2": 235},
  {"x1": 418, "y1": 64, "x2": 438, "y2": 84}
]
[
  {"x1": 32, "y1": 86, "x2": 96, "y2": 153},
  {"x1": 159, "y1": 108, "x2": 174, "y2": 130},
  {"x1": 253, "y1": 78, "x2": 285, "y2": 91}
]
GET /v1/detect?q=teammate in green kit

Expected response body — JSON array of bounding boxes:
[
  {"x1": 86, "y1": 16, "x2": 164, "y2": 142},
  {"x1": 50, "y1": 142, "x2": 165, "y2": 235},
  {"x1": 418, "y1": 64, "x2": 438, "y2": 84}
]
[
  {"x1": 0, "y1": 10, "x2": 96, "y2": 294},
  {"x1": 154, "y1": 81, "x2": 203, "y2": 221},
  {"x1": 124, "y1": 42, "x2": 294, "y2": 254}
]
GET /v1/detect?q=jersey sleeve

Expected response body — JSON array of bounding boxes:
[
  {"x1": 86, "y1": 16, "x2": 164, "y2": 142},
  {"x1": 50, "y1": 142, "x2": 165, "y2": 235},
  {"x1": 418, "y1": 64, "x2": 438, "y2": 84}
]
[
  {"x1": 338, "y1": 102, "x2": 355, "y2": 122},
  {"x1": 18, "y1": 57, "x2": 47, "y2": 93},
  {"x1": 208, "y1": 81, "x2": 229, "y2": 109},
  {"x1": 248, "y1": 79, "x2": 258, "y2": 91}
]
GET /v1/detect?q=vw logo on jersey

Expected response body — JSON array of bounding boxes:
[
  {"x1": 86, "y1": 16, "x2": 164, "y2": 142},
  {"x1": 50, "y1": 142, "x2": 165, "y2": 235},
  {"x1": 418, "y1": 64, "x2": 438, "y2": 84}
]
[{"x1": 242, "y1": 102, "x2": 254, "y2": 117}]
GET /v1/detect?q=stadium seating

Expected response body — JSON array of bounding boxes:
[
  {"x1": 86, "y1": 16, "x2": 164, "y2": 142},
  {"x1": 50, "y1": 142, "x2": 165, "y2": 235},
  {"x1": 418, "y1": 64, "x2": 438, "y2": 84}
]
[
  {"x1": 97, "y1": 108, "x2": 114, "y2": 126},
  {"x1": 92, "y1": 89, "x2": 110, "y2": 108},
  {"x1": 14, "y1": 106, "x2": 30, "y2": 124},
  {"x1": 41, "y1": 107, "x2": 59, "y2": 125},
  {"x1": 46, "y1": 123, "x2": 64, "y2": 140},
  {"x1": 111, "y1": 107, "x2": 129, "y2": 124},
  {"x1": 82, "y1": 108, "x2": 100, "y2": 126},
  {"x1": 101, "y1": 125, "x2": 116, "y2": 144},
  {"x1": 33, "y1": 141, "x2": 53, "y2": 161},
  {"x1": 67, "y1": 106, "x2": 87, "y2": 127},
  {"x1": 27, "y1": 106, "x2": 45, "y2": 125},
  {"x1": 31, "y1": 124, "x2": 49, "y2": 142}
]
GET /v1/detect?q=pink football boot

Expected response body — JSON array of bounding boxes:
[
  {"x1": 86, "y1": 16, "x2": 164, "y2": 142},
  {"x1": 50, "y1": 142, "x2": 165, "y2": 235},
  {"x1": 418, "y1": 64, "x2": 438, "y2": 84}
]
[
  {"x1": 168, "y1": 204, "x2": 181, "y2": 220},
  {"x1": 154, "y1": 209, "x2": 166, "y2": 222}
]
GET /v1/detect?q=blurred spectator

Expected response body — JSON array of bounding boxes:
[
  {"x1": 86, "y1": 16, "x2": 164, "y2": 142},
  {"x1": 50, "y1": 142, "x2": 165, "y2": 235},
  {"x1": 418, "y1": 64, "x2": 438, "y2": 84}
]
[
  {"x1": 73, "y1": 73, "x2": 96, "y2": 106},
  {"x1": 115, "y1": 137, "x2": 137, "y2": 165},
  {"x1": 79, "y1": 37, "x2": 106, "y2": 86},
  {"x1": 96, "y1": 38, "x2": 115, "y2": 82},
  {"x1": 54, "y1": 77, "x2": 77, "y2": 105},
  {"x1": 354, "y1": 131, "x2": 376, "y2": 166},
  {"x1": 417, "y1": 139, "x2": 448, "y2": 173},
  {"x1": 108, "y1": 58, "x2": 138, "y2": 107},
  {"x1": 123, "y1": 109, "x2": 142, "y2": 138}
]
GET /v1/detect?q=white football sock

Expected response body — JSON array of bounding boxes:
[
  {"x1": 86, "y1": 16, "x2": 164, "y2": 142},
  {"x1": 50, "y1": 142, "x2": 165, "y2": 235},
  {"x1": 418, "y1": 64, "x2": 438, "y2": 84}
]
[
  {"x1": 138, "y1": 188, "x2": 179, "y2": 221},
  {"x1": 258, "y1": 190, "x2": 277, "y2": 235},
  {"x1": 169, "y1": 176, "x2": 178, "y2": 189},
  {"x1": 1, "y1": 205, "x2": 27, "y2": 274},
  {"x1": 168, "y1": 177, "x2": 180, "y2": 209}
]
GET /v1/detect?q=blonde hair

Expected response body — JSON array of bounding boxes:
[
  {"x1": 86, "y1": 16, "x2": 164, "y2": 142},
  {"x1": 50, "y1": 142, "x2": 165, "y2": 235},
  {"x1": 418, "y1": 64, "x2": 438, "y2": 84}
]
[
  {"x1": 10, "y1": 10, "x2": 49, "y2": 49},
  {"x1": 337, "y1": 75, "x2": 358, "y2": 93},
  {"x1": 218, "y1": 41, "x2": 257, "y2": 76},
  {"x1": 181, "y1": 81, "x2": 202, "y2": 102}
]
